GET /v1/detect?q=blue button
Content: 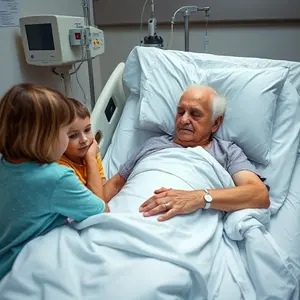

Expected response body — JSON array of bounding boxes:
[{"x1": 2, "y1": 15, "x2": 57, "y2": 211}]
[{"x1": 31, "y1": 55, "x2": 34, "y2": 59}]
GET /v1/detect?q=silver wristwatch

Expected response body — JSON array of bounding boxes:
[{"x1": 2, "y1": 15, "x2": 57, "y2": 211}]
[{"x1": 203, "y1": 189, "x2": 213, "y2": 209}]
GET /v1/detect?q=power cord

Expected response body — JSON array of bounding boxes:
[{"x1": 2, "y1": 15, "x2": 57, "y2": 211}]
[
  {"x1": 75, "y1": 71, "x2": 87, "y2": 103},
  {"x1": 139, "y1": 0, "x2": 149, "y2": 45},
  {"x1": 70, "y1": 46, "x2": 88, "y2": 102},
  {"x1": 52, "y1": 46, "x2": 88, "y2": 102},
  {"x1": 167, "y1": 7, "x2": 185, "y2": 50}
]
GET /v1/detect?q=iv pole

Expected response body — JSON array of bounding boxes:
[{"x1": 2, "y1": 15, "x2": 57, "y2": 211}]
[
  {"x1": 82, "y1": 0, "x2": 97, "y2": 110},
  {"x1": 183, "y1": 10, "x2": 190, "y2": 52},
  {"x1": 171, "y1": 6, "x2": 210, "y2": 52},
  {"x1": 183, "y1": 7, "x2": 210, "y2": 52}
]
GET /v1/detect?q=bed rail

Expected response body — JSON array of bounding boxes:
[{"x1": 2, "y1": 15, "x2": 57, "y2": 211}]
[{"x1": 91, "y1": 62, "x2": 126, "y2": 157}]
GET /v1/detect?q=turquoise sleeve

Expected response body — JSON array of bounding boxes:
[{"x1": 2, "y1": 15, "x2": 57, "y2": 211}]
[{"x1": 50, "y1": 168, "x2": 106, "y2": 222}]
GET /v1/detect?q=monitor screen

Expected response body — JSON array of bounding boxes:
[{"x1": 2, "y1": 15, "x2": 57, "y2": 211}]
[{"x1": 25, "y1": 23, "x2": 55, "y2": 51}]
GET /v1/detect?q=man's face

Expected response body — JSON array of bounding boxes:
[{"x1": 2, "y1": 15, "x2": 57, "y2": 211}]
[{"x1": 174, "y1": 88, "x2": 217, "y2": 147}]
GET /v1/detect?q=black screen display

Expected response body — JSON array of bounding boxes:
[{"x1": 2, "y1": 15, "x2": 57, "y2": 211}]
[
  {"x1": 25, "y1": 23, "x2": 55, "y2": 51},
  {"x1": 105, "y1": 98, "x2": 116, "y2": 122}
]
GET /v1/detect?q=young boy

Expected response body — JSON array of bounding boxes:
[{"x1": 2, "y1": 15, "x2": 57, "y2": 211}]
[{"x1": 58, "y1": 98, "x2": 106, "y2": 201}]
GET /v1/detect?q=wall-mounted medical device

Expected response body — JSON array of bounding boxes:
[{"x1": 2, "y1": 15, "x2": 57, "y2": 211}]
[{"x1": 19, "y1": 15, "x2": 105, "y2": 66}]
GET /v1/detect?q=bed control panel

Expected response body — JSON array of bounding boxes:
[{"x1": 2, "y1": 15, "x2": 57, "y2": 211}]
[{"x1": 105, "y1": 97, "x2": 116, "y2": 123}]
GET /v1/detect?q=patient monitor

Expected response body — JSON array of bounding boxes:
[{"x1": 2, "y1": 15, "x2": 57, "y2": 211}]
[{"x1": 19, "y1": 15, "x2": 105, "y2": 66}]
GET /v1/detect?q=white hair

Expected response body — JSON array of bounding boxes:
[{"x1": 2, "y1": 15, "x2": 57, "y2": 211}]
[
  {"x1": 181, "y1": 84, "x2": 227, "y2": 121},
  {"x1": 211, "y1": 94, "x2": 227, "y2": 121}
]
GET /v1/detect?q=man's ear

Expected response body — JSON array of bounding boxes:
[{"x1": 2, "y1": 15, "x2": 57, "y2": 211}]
[{"x1": 212, "y1": 115, "x2": 223, "y2": 133}]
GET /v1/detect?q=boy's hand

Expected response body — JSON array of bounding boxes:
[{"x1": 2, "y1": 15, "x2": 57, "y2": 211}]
[{"x1": 84, "y1": 139, "x2": 99, "y2": 162}]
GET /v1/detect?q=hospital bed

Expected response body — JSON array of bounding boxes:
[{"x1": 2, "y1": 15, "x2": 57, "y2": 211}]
[
  {"x1": 1, "y1": 47, "x2": 300, "y2": 300},
  {"x1": 93, "y1": 47, "x2": 300, "y2": 298}
]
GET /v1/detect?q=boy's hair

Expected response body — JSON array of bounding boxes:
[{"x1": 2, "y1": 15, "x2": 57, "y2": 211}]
[
  {"x1": 0, "y1": 83, "x2": 75, "y2": 163},
  {"x1": 68, "y1": 98, "x2": 90, "y2": 118}
]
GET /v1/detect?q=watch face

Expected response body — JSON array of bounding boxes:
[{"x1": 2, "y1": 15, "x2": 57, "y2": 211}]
[{"x1": 204, "y1": 194, "x2": 213, "y2": 203}]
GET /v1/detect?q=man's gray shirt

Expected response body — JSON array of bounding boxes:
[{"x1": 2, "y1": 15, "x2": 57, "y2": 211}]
[{"x1": 119, "y1": 136, "x2": 258, "y2": 181}]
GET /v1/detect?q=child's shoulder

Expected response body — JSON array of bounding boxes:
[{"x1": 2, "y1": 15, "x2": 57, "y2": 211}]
[
  {"x1": 0, "y1": 160, "x2": 74, "y2": 188},
  {"x1": 27, "y1": 162, "x2": 74, "y2": 183},
  {"x1": 31, "y1": 163, "x2": 77, "y2": 190},
  {"x1": 43, "y1": 162, "x2": 74, "y2": 176}
]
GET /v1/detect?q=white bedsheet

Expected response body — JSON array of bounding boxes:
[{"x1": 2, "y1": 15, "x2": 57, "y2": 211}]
[
  {"x1": 1, "y1": 147, "x2": 298, "y2": 300},
  {"x1": 268, "y1": 154, "x2": 300, "y2": 282}
]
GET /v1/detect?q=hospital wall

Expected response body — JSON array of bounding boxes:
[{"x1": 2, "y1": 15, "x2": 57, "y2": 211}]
[
  {"x1": 98, "y1": 23, "x2": 300, "y2": 89},
  {"x1": 0, "y1": 0, "x2": 101, "y2": 110}
]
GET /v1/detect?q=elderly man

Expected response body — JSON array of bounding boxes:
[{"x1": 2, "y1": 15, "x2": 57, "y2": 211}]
[{"x1": 105, "y1": 85, "x2": 270, "y2": 221}]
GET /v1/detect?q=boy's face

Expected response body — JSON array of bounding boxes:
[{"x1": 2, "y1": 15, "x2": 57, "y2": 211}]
[{"x1": 65, "y1": 117, "x2": 94, "y2": 162}]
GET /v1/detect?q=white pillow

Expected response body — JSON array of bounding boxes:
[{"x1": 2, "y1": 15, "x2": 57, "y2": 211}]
[
  {"x1": 208, "y1": 67, "x2": 289, "y2": 165},
  {"x1": 255, "y1": 81, "x2": 300, "y2": 213},
  {"x1": 139, "y1": 65, "x2": 289, "y2": 165},
  {"x1": 139, "y1": 63, "x2": 207, "y2": 134}
]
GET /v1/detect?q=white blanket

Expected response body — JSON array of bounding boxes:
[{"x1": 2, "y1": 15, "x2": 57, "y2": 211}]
[{"x1": 0, "y1": 147, "x2": 298, "y2": 300}]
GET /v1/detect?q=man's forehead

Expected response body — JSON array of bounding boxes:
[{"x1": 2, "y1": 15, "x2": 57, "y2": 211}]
[
  {"x1": 178, "y1": 89, "x2": 212, "y2": 110},
  {"x1": 178, "y1": 98, "x2": 200, "y2": 108},
  {"x1": 178, "y1": 98, "x2": 210, "y2": 111}
]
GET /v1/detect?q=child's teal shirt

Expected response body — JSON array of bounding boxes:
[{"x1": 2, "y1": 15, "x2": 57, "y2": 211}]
[{"x1": 0, "y1": 159, "x2": 105, "y2": 280}]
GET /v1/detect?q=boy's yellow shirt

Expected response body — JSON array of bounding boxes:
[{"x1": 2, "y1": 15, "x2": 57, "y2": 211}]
[{"x1": 58, "y1": 154, "x2": 105, "y2": 185}]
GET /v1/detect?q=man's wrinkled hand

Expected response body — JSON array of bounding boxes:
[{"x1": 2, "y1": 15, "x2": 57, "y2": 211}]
[{"x1": 139, "y1": 188, "x2": 203, "y2": 221}]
